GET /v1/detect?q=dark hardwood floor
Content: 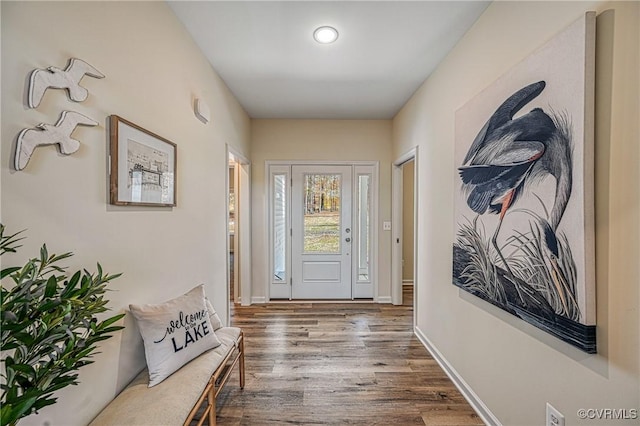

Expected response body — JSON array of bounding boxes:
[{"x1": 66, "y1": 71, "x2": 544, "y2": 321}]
[{"x1": 216, "y1": 286, "x2": 483, "y2": 425}]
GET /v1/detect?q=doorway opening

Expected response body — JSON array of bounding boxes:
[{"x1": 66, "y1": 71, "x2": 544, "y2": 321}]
[
  {"x1": 227, "y1": 148, "x2": 252, "y2": 317},
  {"x1": 401, "y1": 159, "x2": 415, "y2": 307},
  {"x1": 228, "y1": 160, "x2": 238, "y2": 304},
  {"x1": 392, "y1": 148, "x2": 418, "y2": 322}
]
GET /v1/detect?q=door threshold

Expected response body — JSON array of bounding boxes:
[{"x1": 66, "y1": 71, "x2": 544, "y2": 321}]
[{"x1": 268, "y1": 299, "x2": 374, "y2": 304}]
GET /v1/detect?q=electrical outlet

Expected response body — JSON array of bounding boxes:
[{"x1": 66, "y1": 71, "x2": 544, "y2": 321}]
[
  {"x1": 383, "y1": 221, "x2": 392, "y2": 231},
  {"x1": 546, "y1": 403, "x2": 565, "y2": 426}
]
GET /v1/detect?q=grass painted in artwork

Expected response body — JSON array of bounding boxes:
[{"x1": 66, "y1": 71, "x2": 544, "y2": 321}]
[
  {"x1": 508, "y1": 218, "x2": 580, "y2": 321},
  {"x1": 455, "y1": 213, "x2": 581, "y2": 322},
  {"x1": 455, "y1": 216, "x2": 507, "y2": 304}
]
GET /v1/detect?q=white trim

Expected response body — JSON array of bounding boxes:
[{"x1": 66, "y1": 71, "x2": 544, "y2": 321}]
[
  {"x1": 377, "y1": 296, "x2": 392, "y2": 304},
  {"x1": 265, "y1": 161, "x2": 379, "y2": 302},
  {"x1": 391, "y1": 164, "x2": 403, "y2": 305},
  {"x1": 411, "y1": 148, "x2": 419, "y2": 328},
  {"x1": 394, "y1": 148, "x2": 417, "y2": 167},
  {"x1": 232, "y1": 164, "x2": 240, "y2": 303},
  {"x1": 250, "y1": 296, "x2": 267, "y2": 304},
  {"x1": 414, "y1": 326, "x2": 501, "y2": 426},
  {"x1": 225, "y1": 147, "x2": 231, "y2": 324},
  {"x1": 238, "y1": 162, "x2": 252, "y2": 306},
  {"x1": 229, "y1": 149, "x2": 250, "y2": 167},
  {"x1": 354, "y1": 163, "x2": 378, "y2": 299},
  {"x1": 266, "y1": 160, "x2": 376, "y2": 167},
  {"x1": 392, "y1": 147, "x2": 417, "y2": 306},
  {"x1": 227, "y1": 145, "x2": 252, "y2": 310},
  {"x1": 373, "y1": 162, "x2": 380, "y2": 301},
  {"x1": 267, "y1": 165, "x2": 292, "y2": 300},
  {"x1": 268, "y1": 299, "x2": 373, "y2": 304}
]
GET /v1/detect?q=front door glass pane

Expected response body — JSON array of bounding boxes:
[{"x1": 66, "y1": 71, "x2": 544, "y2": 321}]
[
  {"x1": 358, "y1": 175, "x2": 370, "y2": 281},
  {"x1": 273, "y1": 174, "x2": 286, "y2": 281},
  {"x1": 303, "y1": 174, "x2": 341, "y2": 253}
]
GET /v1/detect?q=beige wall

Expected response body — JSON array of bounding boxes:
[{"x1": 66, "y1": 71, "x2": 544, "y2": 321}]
[
  {"x1": 392, "y1": 1, "x2": 639, "y2": 425},
  {"x1": 250, "y1": 119, "x2": 393, "y2": 301},
  {"x1": 402, "y1": 160, "x2": 415, "y2": 282},
  {"x1": 1, "y1": 2, "x2": 250, "y2": 425}
]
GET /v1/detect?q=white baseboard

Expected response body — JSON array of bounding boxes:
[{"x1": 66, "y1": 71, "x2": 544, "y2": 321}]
[
  {"x1": 249, "y1": 296, "x2": 266, "y2": 304},
  {"x1": 376, "y1": 296, "x2": 392, "y2": 304},
  {"x1": 414, "y1": 326, "x2": 501, "y2": 426}
]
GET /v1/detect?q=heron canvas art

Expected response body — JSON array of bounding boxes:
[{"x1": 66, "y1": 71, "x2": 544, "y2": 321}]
[{"x1": 452, "y1": 12, "x2": 596, "y2": 353}]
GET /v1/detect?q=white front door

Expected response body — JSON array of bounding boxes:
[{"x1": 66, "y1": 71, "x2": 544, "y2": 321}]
[{"x1": 291, "y1": 165, "x2": 352, "y2": 299}]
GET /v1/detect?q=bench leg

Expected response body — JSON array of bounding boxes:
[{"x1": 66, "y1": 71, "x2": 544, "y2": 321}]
[
  {"x1": 209, "y1": 382, "x2": 216, "y2": 426},
  {"x1": 239, "y1": 332, "x2": 245, "y2": 389}
]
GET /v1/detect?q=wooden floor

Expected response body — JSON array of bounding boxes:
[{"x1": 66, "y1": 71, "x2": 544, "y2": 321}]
[{"x1": 216, "y1": 287, "x2": 483, "y2": 425}]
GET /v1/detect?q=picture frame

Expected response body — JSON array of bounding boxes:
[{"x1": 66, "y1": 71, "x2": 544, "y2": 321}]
[
  {"x1": 109, "y1": 115, "x2": 177, "y2": 207},
  {"x1": 452, "y1": 12, "x2": 596, "y2": 353}
]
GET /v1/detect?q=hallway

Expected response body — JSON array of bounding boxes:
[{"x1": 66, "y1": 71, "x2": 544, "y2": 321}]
[{"x1": 214, "y1": 288, "x2": 482, "y2": 425}]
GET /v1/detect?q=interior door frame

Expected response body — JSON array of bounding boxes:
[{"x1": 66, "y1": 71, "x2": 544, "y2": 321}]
[
  {"x1": 226, "y1": 146, "x2": 252, "y2": 312},
  {"x1": 265, "y1": 160, "x2": 379, "y2": 302},
  {"x1": 392, "y1": 148, "x2": 418, "y2": 319}
]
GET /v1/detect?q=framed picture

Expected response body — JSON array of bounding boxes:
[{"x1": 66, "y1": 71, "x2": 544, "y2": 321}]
[
  {"x1": 109, "y1": 115, "x2": 177, "y2": 207},
  {"x1": 452, "y1": 12, "x2": 596, "y2": 352}
]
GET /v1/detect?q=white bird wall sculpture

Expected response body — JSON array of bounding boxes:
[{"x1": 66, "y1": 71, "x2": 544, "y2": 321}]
[
  {"x1": 15, "y1": 111, "x2": 98, "y2": 171},
  {"x1": 28, "y1": 58, "x2": 105, "y2": 108}
]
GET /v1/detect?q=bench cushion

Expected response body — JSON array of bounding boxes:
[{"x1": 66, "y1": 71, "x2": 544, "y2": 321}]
[{"x1": 90, "y1": 327, "x2": 241, "y2": 426}]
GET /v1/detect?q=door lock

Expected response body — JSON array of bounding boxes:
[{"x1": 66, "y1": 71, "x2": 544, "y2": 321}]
[{"x1": 345, "y1": 237, "x2": 351, "y2": 242}]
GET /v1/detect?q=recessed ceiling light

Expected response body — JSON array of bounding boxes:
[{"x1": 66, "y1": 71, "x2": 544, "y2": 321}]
[{"x1": 313, "y1": 26, "x2": 339, "y2": 44}]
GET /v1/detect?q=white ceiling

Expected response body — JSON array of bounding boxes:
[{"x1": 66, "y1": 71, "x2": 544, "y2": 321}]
[{"x1": 168, "y1": 1, "x2": 490, "y2": 119}]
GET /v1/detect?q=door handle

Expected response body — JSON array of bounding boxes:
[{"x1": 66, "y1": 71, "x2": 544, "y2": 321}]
[{"x1": 345, "y1": 237, "x2": 351, "y2": 243}]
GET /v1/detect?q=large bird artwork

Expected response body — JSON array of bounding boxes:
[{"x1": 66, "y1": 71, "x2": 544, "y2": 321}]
[
  {"x1": 457, "y1": 81, "x2": 578, "y2": 314},
  {"x1": 452, "y1": 13, "x2": 595, "y2": 353},
  {"x1": 459, "y1": 81, "x2": 572, "y2": 234},
  {"x1": 28, "y1": 58, "x2": 104, "y2": 108},
  {"x1": 15, "y1": 111, "x2": 98, "y2": 171},
  {"x1": 452, "y1": 80, "x2": 588, "y2": 347}
]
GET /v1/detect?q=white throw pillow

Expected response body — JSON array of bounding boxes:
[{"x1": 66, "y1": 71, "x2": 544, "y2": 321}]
[
  {"x1": 205, "y1": 298, "x2": 223, "y2": 330},
  {"x1": 129, "y1": 285, "x2": 221, "y2": 387}
]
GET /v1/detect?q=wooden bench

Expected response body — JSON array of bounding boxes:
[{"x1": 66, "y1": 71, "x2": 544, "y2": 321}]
[{"x1": 90, "y1": 327, "x2": 244, "y2": 426}]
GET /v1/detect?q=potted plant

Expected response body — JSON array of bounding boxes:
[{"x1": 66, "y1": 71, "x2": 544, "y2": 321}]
[{"x1": 0, "y1": 225, "x2": 124, "y2": 426}]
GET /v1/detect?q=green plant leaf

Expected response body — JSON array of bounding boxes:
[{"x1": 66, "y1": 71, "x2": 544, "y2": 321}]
[
  {"x1": 44, "y1": 275, "x2": 58, "y2": 298},
  {"x1": 31, "y1": 396, "x2": 57, "y2": 411},
  {"x1": 61, "y1": 271, "x2": 81, "y2": 297},
  {"x1": 49, "y1": 252, "x2": 73, "y2": 264},
  {"x1": 9, "y1": 363, "x2": 35, "y2": 375},
  {"x1": 1, "y1": 404, "x2": 19, "y2": 426},
  {"x1": 96, "y1": 313, "x2": 125, "y2": 330},
  {"x1": 0, "y1": 226, "x2": 123, "y2": 425},
  {"x1": 1, "y1": 266, "x2": 20, "y2": 280},
  {"x1": 39, "y1": 245, "x2": 48, "y2": 265},
  {"x1": 1, "y1": 395, "x2": 38, "y2": 425},
  {"x1": 0, "y1": 225, "x2": 25, "y2": 256},
  {"x1": 96, "y1": 326, "x2": 124, "y2": 335}
]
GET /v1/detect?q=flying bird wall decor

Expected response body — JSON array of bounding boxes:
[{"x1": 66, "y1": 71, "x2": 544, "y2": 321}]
[
  {"x1": 452, "y1": 12, "x2": 596, "y2": 353},
  {"x1": 15, "y1": 110, "x2": 98, "y2": 171},
  {"x1": 28, "y1": 58, "x2": 104, "y2": 108}
]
